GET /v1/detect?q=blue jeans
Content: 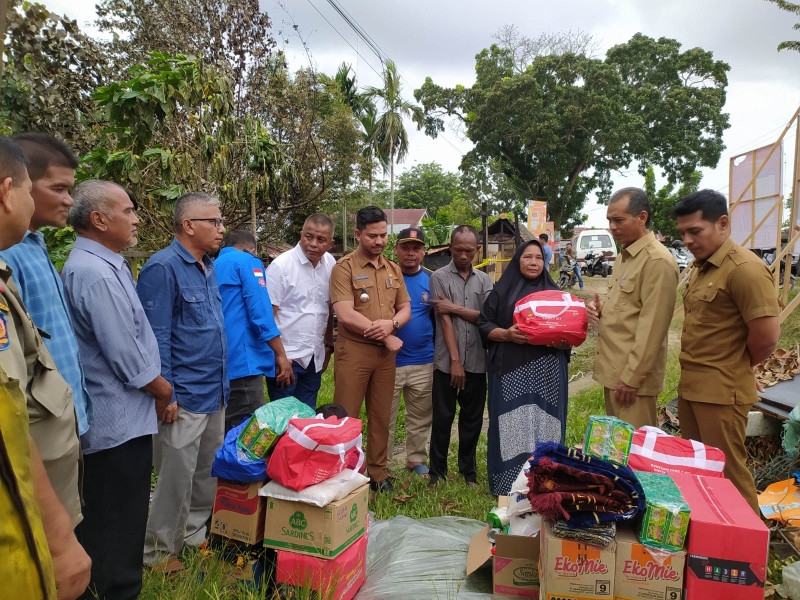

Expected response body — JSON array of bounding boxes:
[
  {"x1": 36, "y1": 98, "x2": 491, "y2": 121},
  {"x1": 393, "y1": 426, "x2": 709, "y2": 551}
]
[
  {"x1": 573, "y1": 263, "x2": 584, "y2": 288},
  {"x1": 266, "y1": 356, "x2": 323, "y2": 409}
]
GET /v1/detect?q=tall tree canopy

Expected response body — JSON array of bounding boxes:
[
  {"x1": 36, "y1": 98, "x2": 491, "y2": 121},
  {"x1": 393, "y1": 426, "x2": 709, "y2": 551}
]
[
  {"x1": 415, "y1": 32, "x2": 730, "y2": 233},
  {"x1": 766, "y1": 0, "x2": 800, "y2": 52},
  {"x1": 394, "y1": 162, "x2": 464, "y2": 216}
]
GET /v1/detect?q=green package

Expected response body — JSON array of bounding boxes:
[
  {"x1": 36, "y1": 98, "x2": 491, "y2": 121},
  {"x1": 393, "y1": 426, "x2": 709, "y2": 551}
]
[
  {"x1": 635, "y1": 470, "x2": 690, "y2": 551},
  {"x1": 583, "y1": 415, "x2": 634, "y2": 466},
  {"x1": 236, "y1": 396, "x2": 316, "y2": 460}
]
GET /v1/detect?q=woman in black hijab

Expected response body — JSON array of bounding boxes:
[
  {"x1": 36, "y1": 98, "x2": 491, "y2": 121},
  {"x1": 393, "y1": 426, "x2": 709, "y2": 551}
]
[{"x1": 478, "y1": 239, "x2": 571, "y2": 496}]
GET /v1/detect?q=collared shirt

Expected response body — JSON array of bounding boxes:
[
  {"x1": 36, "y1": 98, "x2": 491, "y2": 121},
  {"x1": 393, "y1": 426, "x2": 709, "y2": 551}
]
[
  {"x1": 0, "y1": 231, "x2": 90, "y2": 434},
  {"x1": 266, "y1": 244, "x2": 335, "y2": 370},
  {"x1": 136, "y1": 238, "x2": 229, "y2": 414},
  {"x1": 62, "y1": 237, "x2": 159, "y2": 454},
  {"x1": 679, "y1": 236, "x2": 780, "y2": 405},
  {"x1": 542, "y1": 244, "x2": 553, "y2": 266},
  {"x1": 215, "y1": 247, "x2": 281, "y2": 380},
  {"x1": 429, "y1": 261, "x2": 493, "y2": 374},
  {"x1": 395, "y1": 267, "x2": 434, "y2": 367},
  {"x1": 593, "y1": 232, "x2": 679, "y2": 395},
  {"x1": 0, "y1": 259, "x2": 82, "y2": 527},
  {"x1": 330, "y1": 249, "x2": 410, "y2": 344}
]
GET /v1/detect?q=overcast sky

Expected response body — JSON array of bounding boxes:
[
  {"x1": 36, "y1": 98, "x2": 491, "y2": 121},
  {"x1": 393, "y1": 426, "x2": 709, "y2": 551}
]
[{"x1": 48, "y1": 0, "x2": 800, "y2": 227}]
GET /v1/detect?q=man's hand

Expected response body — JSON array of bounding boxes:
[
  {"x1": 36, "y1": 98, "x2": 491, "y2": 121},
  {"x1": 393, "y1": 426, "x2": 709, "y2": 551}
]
[
  {"x1": 506, "y1": 324, "x2": 529, "y2": 345},
  {"x1": 754, "y1": 366, "x2": 766, "y2": 394},
  {"x1": 275, "y1": 355, "x2": 296, "y2": 388},
  {"x1": 154, "y1": 388, "x2": 173, "y2": 422},
  {"x1": 614, "y1": 381, "x2": 638, "y2": 408},
  {"x1": 162, "y1": 402, "x2": 178, "y2": 423},
  {"x1": 586, "y1": 292, "x2": 601, "y2": 325},
  {"x1": 52, "y1": 534, "x2": 92, "y2": 600},
  {"x1": 364, "y1": 319, "x2": 394, "y2": 341},
  {"x1": 383, "y1": 334, "x2": 403, "y2": 353},
  {"x1": 450, "y1": 358, "x2": 466, "y2": 390},
  {"x1": 322, "y1": 346, "x2": 333, "y2": 372},
  {"x1": 430, "y1": 297, "x2": 459, "y2": 316}
]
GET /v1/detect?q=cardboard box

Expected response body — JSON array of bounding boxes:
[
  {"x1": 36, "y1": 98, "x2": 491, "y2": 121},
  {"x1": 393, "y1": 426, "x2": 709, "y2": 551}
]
[
  {"x1": 539, "y1": 519, "x2": 615, "y2": 600},
  {"x1": 275, "y1": 529, "x2": 368, "y2": 600},
  {"x1": 635, "y1": 471, "x2": 690, "y2": 551},
  {"x1": 671, "y1": 473, "x2": 768, "y2": 600},
  {"x1": 467, "y1": 525, "x2": 540, "y2": 598},
  {"x1": 615, "y1": 526, "x2": 685, "y2": 600},
  {"x1": 210, "y1": 479, "x2": 267, "y2": 544},
  {"x1": 263, "y1": 483, "x2": 368, "y2": 558}
]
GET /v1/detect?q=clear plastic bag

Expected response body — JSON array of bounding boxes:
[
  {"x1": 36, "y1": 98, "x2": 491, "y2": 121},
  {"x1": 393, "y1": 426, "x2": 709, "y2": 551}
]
[{"x1": 355, "y1": 516, "x2": 494, "y2": 599}]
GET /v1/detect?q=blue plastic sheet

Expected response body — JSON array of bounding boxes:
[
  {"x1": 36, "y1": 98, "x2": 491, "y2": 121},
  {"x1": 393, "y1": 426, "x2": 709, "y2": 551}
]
[{"x1": 211, "y1": 421, "x2": 267, "y2": 482}]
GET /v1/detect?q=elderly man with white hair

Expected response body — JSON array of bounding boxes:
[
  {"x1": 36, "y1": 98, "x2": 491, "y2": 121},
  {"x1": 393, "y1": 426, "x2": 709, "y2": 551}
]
[
  {"x1": 135, "y1": 192, "x2": 229, "y2": 573},
  {"x1": 62, "y1": 180, "x2": 172, "y2": 599}
]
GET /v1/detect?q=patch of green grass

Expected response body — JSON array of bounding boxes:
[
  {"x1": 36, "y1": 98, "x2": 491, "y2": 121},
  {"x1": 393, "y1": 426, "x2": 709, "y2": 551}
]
[{"x1": 779, "y1": 289, "x2": 800, "y2": 349}]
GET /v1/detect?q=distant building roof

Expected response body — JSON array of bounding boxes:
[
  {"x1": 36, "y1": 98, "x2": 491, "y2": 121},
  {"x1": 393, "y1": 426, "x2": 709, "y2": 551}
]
[
  {"x1": 385, "y1": 209, "x2": 428, "y2": 226},
  {"x1": 486, "y1": 217, "x2": 536, "y2": 243}
]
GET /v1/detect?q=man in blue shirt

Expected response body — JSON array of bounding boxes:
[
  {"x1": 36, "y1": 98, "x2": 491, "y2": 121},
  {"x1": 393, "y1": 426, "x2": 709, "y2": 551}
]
[
  {"x1": 136, "y1": 192, "x2": 228, "y2": 573},
  {"x1": 539, "y1": 233, "x2": 553, "y2": 269},
  {"x1": 63, "y1": 180, "x2": 173, "y2": 599},
  {"x1": 387, "y1": 228, "x2": 435, "y2": 476},
  {"x1": 215, "y1": 230, "x2": 293, "y2": 432},
  {"x1": 0, "y1": 133, "x2": 88, "y2": 524}
]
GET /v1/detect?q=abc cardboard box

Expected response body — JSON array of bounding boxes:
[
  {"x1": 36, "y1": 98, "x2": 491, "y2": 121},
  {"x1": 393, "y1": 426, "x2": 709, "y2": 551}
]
[
  {"x1": 467, "y1": 525, "x2": 541, "y2": 598},
  {"x1": 614, "y1": 526, "x2": 685, "y2": 600},
  {"x1": 263, "y1": 483, "x2": 368, "y2": 558},
  {"x1": 671, "y1": 473, "x2": 768, "y2": 600},
  {"x1": 540, "y1": 519, "x2": 615, "y2": 600},
  {"x1": 210, "y1": 479, "x2": 267, "y2": 544}
]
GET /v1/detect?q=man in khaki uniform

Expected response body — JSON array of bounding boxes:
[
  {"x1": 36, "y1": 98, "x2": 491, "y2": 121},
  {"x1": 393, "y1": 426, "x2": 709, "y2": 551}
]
[
  {"x1": 0, "y1": 135, "x2": 90, "y2": 599},
  {"x1": 674, "y1": 189, "x2": 779, "y2": 513},
  {"x1": 588, "y1": 188, "x2": 679, "y2": 428},
  {"x1": 330, "y1": 206, "x2": 411, "y2": 493}
]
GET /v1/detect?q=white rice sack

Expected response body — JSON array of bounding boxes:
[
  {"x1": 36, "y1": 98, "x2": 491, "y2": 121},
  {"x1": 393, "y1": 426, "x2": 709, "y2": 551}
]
[
  {"x1": 506, "y1": 463, "x2": 533, "y2": 517},
  {"x1": 259, "y1": 469, "x2": 368, "y2": 507},
  {"x1": 509, "y1": 511, "x2": 541, "y2": 537}
]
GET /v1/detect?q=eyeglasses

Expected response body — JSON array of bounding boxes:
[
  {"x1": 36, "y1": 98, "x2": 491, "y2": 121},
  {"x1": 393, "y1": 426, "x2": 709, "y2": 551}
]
[{"x1": 188, "y1": 218, "x2": 226, "y2": 228}]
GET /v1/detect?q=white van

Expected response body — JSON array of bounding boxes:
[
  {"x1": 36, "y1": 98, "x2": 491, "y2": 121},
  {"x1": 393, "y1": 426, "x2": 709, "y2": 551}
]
[{"x1": 574, "y1": 229, "x2": 618, "y2": 265}]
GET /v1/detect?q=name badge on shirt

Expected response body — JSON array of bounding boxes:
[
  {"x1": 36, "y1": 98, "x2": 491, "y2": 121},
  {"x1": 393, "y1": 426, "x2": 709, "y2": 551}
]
[
  {"x1": 0, "y1": 311, "x2": 9, "y2": 351},
  {"x1": 354, "y1": 275, "x2": 369, "y2": 281},
  {"x1": 253, "y1": 268, "x2": 266, "y2": 287}
]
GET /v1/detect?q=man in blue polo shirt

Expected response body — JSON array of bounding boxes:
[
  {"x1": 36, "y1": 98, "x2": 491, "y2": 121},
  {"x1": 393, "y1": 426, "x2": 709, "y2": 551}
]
[
  {"x1": 137, "y1": 192, "x2": 228, "y2": 573},
  {"x1": 387, "y1": 228, "x2": 435, "y2": 476},
  {"x1": 214, "y1": 230, "x2": 293, "y2": 432}
]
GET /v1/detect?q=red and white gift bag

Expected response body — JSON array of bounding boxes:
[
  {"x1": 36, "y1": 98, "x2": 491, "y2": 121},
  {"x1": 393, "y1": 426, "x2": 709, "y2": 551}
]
[
  {"x1": 628, "y1": 426, "x2": 726, "y2": 478},
  {"x1": 267, "y1": 416, "x2": 365, "y2": 491},
  {"x1": 513, "y1": 290, "x2": 588, "y2": 347}
]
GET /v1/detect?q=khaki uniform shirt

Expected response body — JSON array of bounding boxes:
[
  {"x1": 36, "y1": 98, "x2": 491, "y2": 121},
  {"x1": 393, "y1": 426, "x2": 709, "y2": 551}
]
[
  {"x1": 679, "y1": 237, "x2": 779, "y2": 405},
  {"x1": 593, "y1": 232, "x2": 679, "y2": 395},
  {"x1": 330, "y1": 250, "x2": 410, "y2": 344},
  {"x1": 0, "y1": 259, "x2": 82, "y2": 526}
]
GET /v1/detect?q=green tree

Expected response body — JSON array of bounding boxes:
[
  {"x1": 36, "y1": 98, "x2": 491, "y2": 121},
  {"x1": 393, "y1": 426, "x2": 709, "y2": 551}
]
[
  {"x1": 394, "y1": 162, "x2": 464, "y2": 216},
  {"x1": 415, "y1": 33, "x2": 730, "y2": 233},
  {"x1": 459, "y1": 155, "x2": 525, "y2": 216},
  {"x1": 766, "y1": 0, "x2": 800, "y2": 52},
  {"x1": 644, "y1": 164, "x2": 702, "y2": 242},
  {"x1": 365, "y1": 59, "x2": 423, "y2": 231}
]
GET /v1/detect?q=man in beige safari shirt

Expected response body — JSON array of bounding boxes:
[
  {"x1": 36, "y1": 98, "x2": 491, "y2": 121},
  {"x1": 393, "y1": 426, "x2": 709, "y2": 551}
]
[{"x1": 587, "y1": 188, "x2": 679, "y2": 427}]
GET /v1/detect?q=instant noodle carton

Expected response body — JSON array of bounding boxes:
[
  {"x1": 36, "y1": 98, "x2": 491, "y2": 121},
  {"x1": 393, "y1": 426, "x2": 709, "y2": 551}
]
[
  {"x1": 615, "y1": 525, "x2": 685, "y2": 600},
  {"x1": 583, "y1": 416, "x2": 634, "y2": 466},
  {"x1": 635, "y1": 471, "x2": 689, "y2": 552}
]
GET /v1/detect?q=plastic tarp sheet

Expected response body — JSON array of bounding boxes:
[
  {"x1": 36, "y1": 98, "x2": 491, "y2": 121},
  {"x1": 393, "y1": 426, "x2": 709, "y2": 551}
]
[{"x1": 355, "y1": 515, "x2": 493, "y2": 599}]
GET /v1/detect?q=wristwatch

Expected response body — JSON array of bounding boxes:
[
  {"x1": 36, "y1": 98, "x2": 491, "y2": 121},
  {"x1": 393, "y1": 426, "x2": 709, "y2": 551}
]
[{"x1": 392, "y1": 319, "x2": 400, "y2": 331}]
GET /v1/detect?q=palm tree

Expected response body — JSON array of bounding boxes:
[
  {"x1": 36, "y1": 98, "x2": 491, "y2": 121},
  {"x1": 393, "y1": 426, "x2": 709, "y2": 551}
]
[
  {"x1": 365, "y1": 59, "x2": 423, "y2": 232},
  {"x1": 359, "y1": 104, "x2": 389, "y2": 201}
]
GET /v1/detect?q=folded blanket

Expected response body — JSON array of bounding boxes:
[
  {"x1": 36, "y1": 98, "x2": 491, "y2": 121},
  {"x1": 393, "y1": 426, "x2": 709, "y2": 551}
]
[
  {"x1": 552, "y1": 519, "x2": 616, "y2": 548},
  {"x1": 526, "y1": 442, "x2": 645, "y2": 527}
]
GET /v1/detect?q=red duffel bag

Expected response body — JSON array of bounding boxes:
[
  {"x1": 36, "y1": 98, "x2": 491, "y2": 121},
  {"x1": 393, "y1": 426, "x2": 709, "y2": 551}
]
[
  {"x1": 267, "y1": 416, "x2": 365, "y2": 491},
  {"x1": 513, "y1": 290, "x2": 588, "y2": 347},
  {"x1": 628, "y1": 426, "x2": 726, "y2": 478}
]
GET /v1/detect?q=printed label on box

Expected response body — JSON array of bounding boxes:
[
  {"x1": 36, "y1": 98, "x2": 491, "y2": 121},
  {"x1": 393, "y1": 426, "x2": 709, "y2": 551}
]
[{"x1": 687, "y1": 555, "x2": 763, "y2": 587}]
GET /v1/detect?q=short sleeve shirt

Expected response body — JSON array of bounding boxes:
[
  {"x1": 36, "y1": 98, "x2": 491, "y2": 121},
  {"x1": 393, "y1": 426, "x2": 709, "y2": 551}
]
[
  {"x1": 330, "y1": 250, "x2": 410, "y2": 344},
  {"x1": 679, "y1": 237, "x2": 780, "y2": 405}
]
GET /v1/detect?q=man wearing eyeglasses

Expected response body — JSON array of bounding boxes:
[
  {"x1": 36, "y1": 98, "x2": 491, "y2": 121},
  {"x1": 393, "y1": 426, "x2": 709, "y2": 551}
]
[{"x1": 135, "y1": 192, "x2": 229, "y2": 574}]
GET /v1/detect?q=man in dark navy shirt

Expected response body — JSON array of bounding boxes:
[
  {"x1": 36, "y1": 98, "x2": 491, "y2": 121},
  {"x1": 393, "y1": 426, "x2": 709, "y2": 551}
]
[
  {"x1": 387, "y1": 228, "x2": 435, "y2": 476},
  {"x1": 136, "y1": 192, "x2": 228, "y2": 573}
]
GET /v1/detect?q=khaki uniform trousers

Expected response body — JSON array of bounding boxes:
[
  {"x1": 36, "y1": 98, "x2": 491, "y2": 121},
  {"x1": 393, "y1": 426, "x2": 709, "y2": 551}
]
[
  {"x1": 603, "y1": 387, "x2": 657, "y2": 429},
  {"x1": 387, "y1": 362, "x2": 433, "y2": 465},
  {"x1": 677, "y1": 397, "x2": 758, "y2": 514},
  {"x1": 334, "y1": 337, "x2": 395, "y2": 482}
]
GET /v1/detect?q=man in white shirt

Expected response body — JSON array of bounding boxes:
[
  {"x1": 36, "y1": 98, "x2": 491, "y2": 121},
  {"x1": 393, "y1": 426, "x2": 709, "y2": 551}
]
[{"x1": 265, "y1": 214, "x2": 336, "y2": 408}]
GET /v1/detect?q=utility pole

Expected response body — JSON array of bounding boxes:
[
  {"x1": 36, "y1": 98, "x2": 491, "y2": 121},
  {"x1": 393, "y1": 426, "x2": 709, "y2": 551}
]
[{"x1": 481, "y1": 201, "x2": 488, "y2": 261}]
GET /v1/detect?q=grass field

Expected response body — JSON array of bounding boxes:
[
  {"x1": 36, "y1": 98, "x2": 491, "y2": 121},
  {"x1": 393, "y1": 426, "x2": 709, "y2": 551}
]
[{"x1": 137, "y1": 284, "x2": 800, "y2": 599}]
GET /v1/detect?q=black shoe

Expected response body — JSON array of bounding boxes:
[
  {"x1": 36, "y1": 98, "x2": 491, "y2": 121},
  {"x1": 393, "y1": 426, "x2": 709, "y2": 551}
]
[
  {"x1": 463, "y1": 474, "x2": 478, "y2": 487},
  {"x1": 370, "y1": 478, "x2": 394, "y2": 493}
]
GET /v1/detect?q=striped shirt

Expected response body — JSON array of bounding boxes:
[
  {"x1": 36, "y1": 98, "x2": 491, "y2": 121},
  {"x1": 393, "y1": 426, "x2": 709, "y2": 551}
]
[{"x1": 0, "y1": 231, "x2": 91, "y2": 434}]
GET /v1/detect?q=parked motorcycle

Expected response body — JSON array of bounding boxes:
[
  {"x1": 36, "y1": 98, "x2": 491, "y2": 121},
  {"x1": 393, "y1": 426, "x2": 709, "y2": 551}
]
[
  {"x1": 582, "y1": 251, "x2": 611, "y2": 278},
  {"x1": 668, "y1": 240, "x2": 691, "y2": 272},
  {"x1": 558, "y1": 257, "x2": 579, "y2": 289},
  {"x1": 761, "y1": 248, "x2": 796, "y2": 288}
]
